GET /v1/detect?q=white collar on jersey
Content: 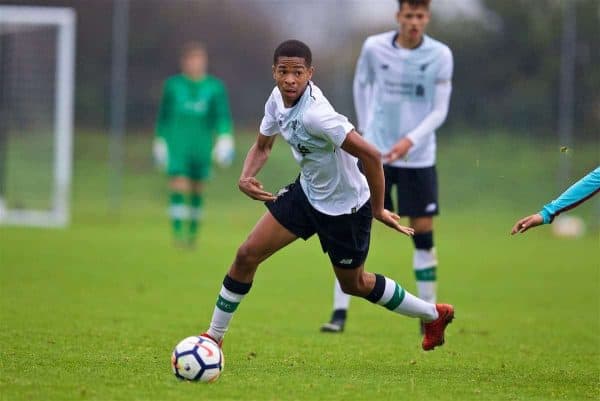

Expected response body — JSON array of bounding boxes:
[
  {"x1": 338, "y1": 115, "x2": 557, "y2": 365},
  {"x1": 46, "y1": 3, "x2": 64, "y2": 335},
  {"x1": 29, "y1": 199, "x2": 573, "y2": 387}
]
[{"x1": 392, "y1": 32, "x2": 427, "y2": 50}]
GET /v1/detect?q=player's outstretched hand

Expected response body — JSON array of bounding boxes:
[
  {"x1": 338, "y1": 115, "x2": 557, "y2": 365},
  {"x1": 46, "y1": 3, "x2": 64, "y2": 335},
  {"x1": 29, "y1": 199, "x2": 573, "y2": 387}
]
[
  {"x1": 374, "y1": 209, "x2": 415, "y2": 236},
  {"x1": 239, "y1": 177, "x2": 277, "y2": 201},
  {"x1": 511, "y1": 213, "x2": 543, "y2": 235}
]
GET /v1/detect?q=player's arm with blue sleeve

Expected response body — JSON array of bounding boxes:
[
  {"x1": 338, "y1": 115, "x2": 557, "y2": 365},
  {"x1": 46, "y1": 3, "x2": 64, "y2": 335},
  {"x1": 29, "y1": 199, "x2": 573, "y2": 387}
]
[
  {"x1": 539, "y1": 166, "x2": 600, "y2": 224},
  {"x1": 511, "y1": 166, "x2": 600, "y2": 235}
]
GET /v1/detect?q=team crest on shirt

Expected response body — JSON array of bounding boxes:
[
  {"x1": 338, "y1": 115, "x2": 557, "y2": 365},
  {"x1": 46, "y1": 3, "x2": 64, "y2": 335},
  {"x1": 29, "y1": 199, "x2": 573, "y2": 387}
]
[
  {"x1": 288, "y1": 128, "x2": 312, "y2": 156},
  {"x1": 296, "y1": 143, "x2": 311, "y2": 155}
]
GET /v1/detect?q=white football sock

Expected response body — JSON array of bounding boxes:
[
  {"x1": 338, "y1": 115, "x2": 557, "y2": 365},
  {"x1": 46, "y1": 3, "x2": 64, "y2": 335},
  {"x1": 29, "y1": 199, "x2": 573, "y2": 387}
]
[
  {"x1": 333, "y1": 278, "x2": 351, "y2": 311},
  {"x1": 413, "y1": 248, "x2": 438, "y2": 304},
  {"x1": 207, "y1": 286, "x2": 246, "y2": 341},
  {"x1": 370, "y1": 275, "x2": 438, "y2": 322}
]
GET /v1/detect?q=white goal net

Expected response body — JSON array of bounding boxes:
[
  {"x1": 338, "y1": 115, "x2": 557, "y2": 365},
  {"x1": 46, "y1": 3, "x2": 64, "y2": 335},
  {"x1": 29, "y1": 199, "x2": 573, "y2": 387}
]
[{"x1": 0, "y1": 6, "x2": 75, "y2": 227}]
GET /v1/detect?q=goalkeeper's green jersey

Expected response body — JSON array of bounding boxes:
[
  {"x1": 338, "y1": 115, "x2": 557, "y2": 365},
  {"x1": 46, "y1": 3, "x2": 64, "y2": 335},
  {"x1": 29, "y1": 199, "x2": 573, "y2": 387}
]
[{"x1": 156, "y1": 74, "x2": 233, "y2": 150}]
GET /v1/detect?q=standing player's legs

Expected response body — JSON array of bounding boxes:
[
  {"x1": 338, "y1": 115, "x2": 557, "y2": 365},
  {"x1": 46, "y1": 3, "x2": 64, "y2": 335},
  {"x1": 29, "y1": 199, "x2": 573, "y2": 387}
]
[
  {"x1": 319, "y1": 279, "x2": 351, "y2": 332},
  {"x1": 395, "y1": 166, "x2": 439, "y2": 332},
  {"x1": 205, "y1": 212, "x2": 298, "y2": 342},
  {"x1": 188, "y1": 180, "x2": 204, "y2": 246},
  {"x1": 166, "y1": 143, "x2": 192, "y2": 245},
  {"x1": 410, "y1": 216, "x2": 437, "y2": 304},
  {"x1": 168, "y1": 176, "x2": 191, "y2": 245},
  {"x1": 187, "y1": 158, "x2": 211, "y2": 246},
  {"x1": 402, "y1": 167, "x2": 438, "y2": 306}
]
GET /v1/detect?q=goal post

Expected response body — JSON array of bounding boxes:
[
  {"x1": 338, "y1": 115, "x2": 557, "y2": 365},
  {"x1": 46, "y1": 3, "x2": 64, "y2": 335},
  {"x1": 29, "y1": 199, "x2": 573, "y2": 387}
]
[{"x1": 0, "y1": 6, "x2": 76, "y2": 227}]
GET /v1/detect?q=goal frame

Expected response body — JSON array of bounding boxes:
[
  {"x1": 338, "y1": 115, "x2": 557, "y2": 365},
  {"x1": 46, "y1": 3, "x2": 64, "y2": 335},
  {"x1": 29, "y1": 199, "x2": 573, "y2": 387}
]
[{"x1": 0, "y1": 6, "x2": 76, "y2": 227}]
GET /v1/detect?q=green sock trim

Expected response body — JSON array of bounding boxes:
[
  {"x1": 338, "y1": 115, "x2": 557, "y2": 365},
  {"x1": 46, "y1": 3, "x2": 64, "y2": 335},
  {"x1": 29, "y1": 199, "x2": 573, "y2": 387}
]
[
  {"x1": 190, "y1": 193, "x2": 203, "y2": 208},
  {"x1": 170, "y1": 192, "x2": 185, "y2": 205},
  {"x1": 383, "y1": 284, "x2": 406, "y2": 311},
  {"x1": 189, "y1": 220, "x2": 199, "y2": 239},
  {"x1": 170, "y1": 192, "x2": 186, "y2": 238},
  {"x1": 415, "y1": 266, "x2": 437, "y2": 282},
  {"x1": 216, "y1": 295, "x2": 239, "y2": 313},
  {"x1": 189, "y1": 193, "x2": 204, "y2": 238}
]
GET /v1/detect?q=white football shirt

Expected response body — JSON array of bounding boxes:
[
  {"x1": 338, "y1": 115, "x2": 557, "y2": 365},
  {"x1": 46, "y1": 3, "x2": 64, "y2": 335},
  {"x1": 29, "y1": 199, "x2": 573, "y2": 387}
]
[
  {"x1": 354, "y1": 32, "x2": 453, "y2": 168},
  {"x1": 260, "y1": 82, "x2": 370, "y2": 216}
]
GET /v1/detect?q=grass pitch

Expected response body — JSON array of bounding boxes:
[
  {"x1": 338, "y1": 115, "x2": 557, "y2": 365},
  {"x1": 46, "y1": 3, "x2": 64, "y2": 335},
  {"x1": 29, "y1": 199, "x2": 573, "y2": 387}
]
[{"x1": 1, "y1": 132, "x2": 598, "y2": 401}]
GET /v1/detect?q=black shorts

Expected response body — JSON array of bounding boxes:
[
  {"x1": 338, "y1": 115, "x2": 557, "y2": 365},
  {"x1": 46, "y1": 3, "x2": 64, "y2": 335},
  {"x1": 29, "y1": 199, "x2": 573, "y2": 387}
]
[
  {"x1": 265, "y1": 180, "x2": 372, "y2": 269},
  {"x1": 384, "y1": 165, "x2": 439, "y2": 217}
]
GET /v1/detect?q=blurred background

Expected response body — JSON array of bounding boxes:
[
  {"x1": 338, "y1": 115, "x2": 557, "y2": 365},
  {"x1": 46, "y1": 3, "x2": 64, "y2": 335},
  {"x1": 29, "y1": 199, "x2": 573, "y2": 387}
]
[{"x1": 0, "y1": 0, "x2": 598, "y2": 228}]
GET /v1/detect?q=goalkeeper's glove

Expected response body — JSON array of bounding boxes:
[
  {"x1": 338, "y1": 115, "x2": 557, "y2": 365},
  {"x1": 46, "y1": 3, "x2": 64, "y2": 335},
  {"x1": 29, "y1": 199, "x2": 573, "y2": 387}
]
[
  {"x1": 153, "y1": 137, "x2": 168, "y2": 170},
  {"x1": 213, "y1": 135, "x2": 235, "y2": 168}
]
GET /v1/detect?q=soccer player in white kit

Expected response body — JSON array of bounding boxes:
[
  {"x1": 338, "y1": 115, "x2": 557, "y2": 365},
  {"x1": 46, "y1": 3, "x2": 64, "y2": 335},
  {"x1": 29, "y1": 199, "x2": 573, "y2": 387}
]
[
  {"x1": 322, "y1": 0, "x2": 453, "y2": 333},
  {"x1": 199, "y1": 40, "x2": 454, "y2": 353}
]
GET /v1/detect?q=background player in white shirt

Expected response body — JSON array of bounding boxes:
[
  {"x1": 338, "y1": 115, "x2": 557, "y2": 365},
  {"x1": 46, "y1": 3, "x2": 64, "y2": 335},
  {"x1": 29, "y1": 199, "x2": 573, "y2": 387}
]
[
  {"x1": 322, "y1": 0, "x2": 453, "y2": 333},
  {"x1": 198, "y1": 40, "x2": 454, "y2": 353}
]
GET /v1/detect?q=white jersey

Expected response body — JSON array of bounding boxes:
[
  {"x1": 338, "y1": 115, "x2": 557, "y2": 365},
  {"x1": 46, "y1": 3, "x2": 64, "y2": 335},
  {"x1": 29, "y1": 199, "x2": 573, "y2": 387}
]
[
  {"x1": 260, "y1": 83, "x2": 370, "y2": 216},
  {"x1": 354, "y1": 32, "x2": 453, "y2": 168}
]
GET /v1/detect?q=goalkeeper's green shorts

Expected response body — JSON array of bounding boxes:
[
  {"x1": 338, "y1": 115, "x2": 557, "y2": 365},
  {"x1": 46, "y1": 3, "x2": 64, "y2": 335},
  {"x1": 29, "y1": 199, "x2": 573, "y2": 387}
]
[{"x1": 167, "y1": 145, "x2": 212, "y2": 181}]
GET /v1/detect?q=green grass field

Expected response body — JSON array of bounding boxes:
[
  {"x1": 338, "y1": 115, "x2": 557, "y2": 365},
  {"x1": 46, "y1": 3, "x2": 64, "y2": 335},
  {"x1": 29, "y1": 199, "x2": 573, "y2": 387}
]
[{"x1": 1, "y1": 132, "x2": 598, "y2": 401}]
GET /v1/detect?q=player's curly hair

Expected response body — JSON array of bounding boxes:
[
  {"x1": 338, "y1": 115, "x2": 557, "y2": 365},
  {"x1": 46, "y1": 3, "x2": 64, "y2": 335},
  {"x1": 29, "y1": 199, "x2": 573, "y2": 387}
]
[
  {"x1": 398, "y1": 0, "x2": 431, "y2": 8},
  {"x1": 273, "y1": 40, "x2": 312, "y2": 66}
]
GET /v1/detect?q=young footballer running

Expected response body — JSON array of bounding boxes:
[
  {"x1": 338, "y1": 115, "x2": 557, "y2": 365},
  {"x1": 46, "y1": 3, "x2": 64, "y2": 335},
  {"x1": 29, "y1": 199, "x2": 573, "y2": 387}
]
[
  {"x1": 154, "y1": 42, "x2": 234, "y2": 247},
  {"x1": 322, "y1": 0, "x2": 453, "y2": 333},
  {"x1": 199, "y1": 40, "x2": 454, "y2": 352}
]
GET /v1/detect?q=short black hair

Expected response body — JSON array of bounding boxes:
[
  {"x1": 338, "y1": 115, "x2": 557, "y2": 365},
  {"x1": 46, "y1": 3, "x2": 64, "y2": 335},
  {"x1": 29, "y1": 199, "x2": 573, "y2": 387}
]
[
  {"x1": 273, "y1": 40, "x2": 312, "y2": 66},
  {"x1": 398, "y1": 0, "x2": 431, "y2": 8}
]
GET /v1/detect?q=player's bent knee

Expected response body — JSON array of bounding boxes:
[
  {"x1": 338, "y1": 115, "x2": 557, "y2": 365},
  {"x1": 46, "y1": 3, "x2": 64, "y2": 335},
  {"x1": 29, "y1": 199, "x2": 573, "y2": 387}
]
[
  {"x1": 337, "y1": 274, "x2": 369, "y2": 297},
  {"x1": 234, "y1": 242, "x2": 264, "y2": 270},
  {"x1": 338, "y1": 281, "x2": 359, "y2": 296},
  {"x1": 169, "y1": 177, "x2": 191, "y2": 192}
]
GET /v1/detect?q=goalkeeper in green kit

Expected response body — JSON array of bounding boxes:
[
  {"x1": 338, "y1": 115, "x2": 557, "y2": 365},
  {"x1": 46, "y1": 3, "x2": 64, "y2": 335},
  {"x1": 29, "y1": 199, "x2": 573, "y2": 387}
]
[{"x1": 154, "y1": 42, "x2": 234, "y2": 247}]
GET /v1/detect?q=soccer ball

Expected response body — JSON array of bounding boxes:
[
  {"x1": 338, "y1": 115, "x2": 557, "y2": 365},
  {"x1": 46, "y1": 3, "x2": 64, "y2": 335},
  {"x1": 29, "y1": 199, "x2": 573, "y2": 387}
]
[{"x1": 171, "y1": 336, "x2": 224, "y2": 382}]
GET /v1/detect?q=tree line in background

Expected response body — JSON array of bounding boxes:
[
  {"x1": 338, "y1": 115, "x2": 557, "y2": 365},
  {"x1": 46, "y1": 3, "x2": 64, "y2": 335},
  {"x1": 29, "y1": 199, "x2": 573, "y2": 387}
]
[{"x1": 3, "y1": 0, "x2": 599, "y2": 140}]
